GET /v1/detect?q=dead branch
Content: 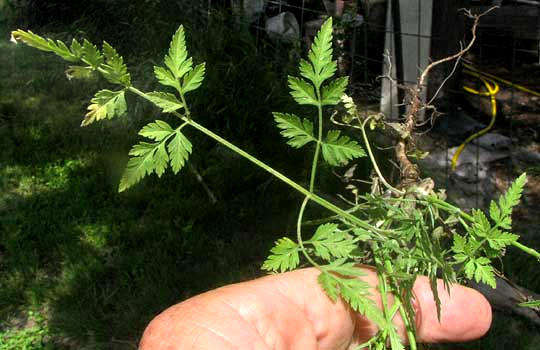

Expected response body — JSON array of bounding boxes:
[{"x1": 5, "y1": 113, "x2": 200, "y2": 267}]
[
  {"x1": 391, "y1": 6, "x2": 498, "y2": 187},
  {"x1": 418, "y1": 6, "x2": 498, "y2": 89}
]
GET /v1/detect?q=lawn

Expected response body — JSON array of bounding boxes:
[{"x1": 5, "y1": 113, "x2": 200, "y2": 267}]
[{"x1": 0, "y1": 11, "x2": 303, "y2": 348}]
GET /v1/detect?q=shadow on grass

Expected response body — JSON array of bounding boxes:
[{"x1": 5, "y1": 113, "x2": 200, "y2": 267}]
[{"x1": 0, "y1": 33, "x2": 301, "y2": 349}]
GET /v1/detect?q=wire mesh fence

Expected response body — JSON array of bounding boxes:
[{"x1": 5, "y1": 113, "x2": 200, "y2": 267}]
[{"x1": 198, "y1": 0, "x2": 540, "y2": 211}]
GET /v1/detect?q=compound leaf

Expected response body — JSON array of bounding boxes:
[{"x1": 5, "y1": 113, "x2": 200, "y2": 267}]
[
  {"x1": 139, "y1": 120, "x2": 174, "y2": 141},
  {"x1": 318, "y1": 271, "x2": 340, "y2": 301},
  {"x1": 261, "y1": 237, "x2": 300, "y2": 273},
  {"x1": 147, "y1": 92, "x2": 184, "y2": 113},
  {"x1": 487, "y1": 229, "x2": 519, "y2": 250},
  {"x1": 69, "y1": 38, "x2": 83, "y2": 57},
  {"x1": 451, "y1": 234, "x2": 467, "y2": 255},
  {"x1": 82, "y1": 89, "x2": 126, "y2": 126},
  {"x1": 273, "y1": 112, "x2": 316, "y2": 148},
  {"x1": 307, "y1": 18, "x2": 336, "y2": 87},
  {"x1": 154, "y1": 142, "x2": 169, "y2": 177},
  {"x1": 81, "y1": 39, "x2": 104, "y2": 69},
  {"x1": 318, "y1": 270, "x2": 385, "y2": 328},
  {"x1": 489, "y1": 199, "x2": 501, "y2": 224},
  {"x1": 321, "y1": 76, "x2": 348, "y2": 106},
  {"x1": 164, "y1": 25, "x2": 189, "y2": 78},
  {"x1": 309, "y1": 223, "x2": 355, "y2": 261},
  {"x1": 473, "y1": 259, "x2": 496, "y2": 288},
  {"x1": 326, "y1": 261, "x2": 367, "y2": 278},
  {"x1": 299, "y1": 58, "x2": 316, "y2": 83},
  {"x1": 154, "y1": 66, "x2": 181, "y2": 90},
  {"x1": 168, "y1": 129, "x2": 192, "y2": 174},
  {"x1": 288, "y1": 76, "x2": 318, "y2": 106},
  {"x1": 464, "y1": 260, "x2": 476, "y2": 280},
  {"x1": 471, "y1": 209, "x2": 491, "y2": 238},
  {"x1": 322, "y1": 130, "x2": 365, "y2": 166},
  {"x1": 496, "y1": 173, "x2": 527, "y2": 229},
  {"x1": 119, "y1": 141, "x2": 169, "y2": 192},
  {"x1": 182, "y1": 63, "x2": 206, "y2": 93},
  {"x1": 101, "y1": 41, "x2": 131, "y2": 86},
  {"x1": 11, "y1": 30, "x2": 79, "y2": 62}
]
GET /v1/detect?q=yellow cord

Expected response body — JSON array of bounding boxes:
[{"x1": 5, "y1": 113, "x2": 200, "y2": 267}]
[
  {"x1": 451, "y1": 71, "x2": 499, "y2": 170},
  {"x1": 463, "y1": 62, "x2": 540, "y2": 97}
]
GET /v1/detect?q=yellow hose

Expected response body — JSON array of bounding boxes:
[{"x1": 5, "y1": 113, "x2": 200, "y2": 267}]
[
  {"x1": 451, "y1": 70, "x2": 499, "y2": 170},
  {"x1": 463, "y1": 62, "x2": 540, "y2": 97}
]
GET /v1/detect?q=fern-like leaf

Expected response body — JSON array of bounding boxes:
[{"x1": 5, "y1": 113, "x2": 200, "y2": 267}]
[
  {"x1": 318, "y1": 269, "x2": 385, "y2": 328},
  {"x1": 81, "y1": 39, "x2": 104, "y2": 69},
  {"x1": 261, "y1": 237, "x2": 300, "y2": 273},
  {"x1": 288, "y1": 76, "x2": 318, "y2": 106},
  {"x1": 101, "y1": 41, "x2": 131, "y2": 86},
  {"x1": 168, "y1": 129, "x2": 192, "y2": 174},
  {"x1": 298, "y1": 58, "x2": 317, "y2": 83},
  {"x1": 82, "y1": 89, "x2": 126, "y2": 126},
  {"x1": 464, "y1": 257, "x2": 496, "y2": 288},
  {"x1": 119, "y1": 141, "x2": 169, "y2": 192},
  {"x1": 147, "y1": 92, "x2": 184, "y2": 113},
  {"x1": 321, "y1": 130, "x2": 365, "y2": 166},
  {"x1": 321, "y1": 76, "x2": 348, "y2": 106},
  {"x1": 182, "y1": 63, "x2": 206, "y2": 93},
  {"x1": 486, "y1": 229, "x2": 519, "y2": 250},
  {"x1": 309, "y1": 223, "x2": 355, "y2": 261},
  {"x1": 154, "y1": 66, "x2": 180, "y2": 90},
  {"x1": 139, "y1": 120, "x2": 174, "y2": 141},
  {"x1": 307, "y1": 18, "x2": 336, "y2": 87},
  {"x1": 165, "y1": 25, "x2": 189, "y2": 79},
  {"x1": 273, "y1": 112, "x2": 316, "y2": 148},
  {"x1": 11, "y1": 30, "x2": 79, "y2": 62},
  {"x1": 492, "y1": 173, "x2": 527, "y2": 229}
]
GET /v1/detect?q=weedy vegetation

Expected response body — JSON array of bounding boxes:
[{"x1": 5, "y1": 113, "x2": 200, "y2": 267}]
[{"x1": 10, "y1": 16, "x2": 540, "y2": 349}]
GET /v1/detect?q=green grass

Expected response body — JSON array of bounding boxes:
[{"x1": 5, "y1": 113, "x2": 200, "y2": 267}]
[
  {"x1": 1, "y1": 311, "x2": 52, "y2": 350},
  {"x1": 0, "y1": 14, "x2": 302, "y2": 348}
]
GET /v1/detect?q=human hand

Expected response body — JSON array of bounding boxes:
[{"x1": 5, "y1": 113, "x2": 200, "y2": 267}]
[{"x1": 139, "y1": 267, "x2": 491, "y2": 349}]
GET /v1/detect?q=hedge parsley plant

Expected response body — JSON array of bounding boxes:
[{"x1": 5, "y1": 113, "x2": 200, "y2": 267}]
[{"x1": 11, "y1": 19, "x2": 540, "y2": 349}]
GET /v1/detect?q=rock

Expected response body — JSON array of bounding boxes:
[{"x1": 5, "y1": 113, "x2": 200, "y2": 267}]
[
  {"x1": 471, "y1": 132, "x2": 512, "y2": 149},
  {"x1": 266, "y1": 12, "x2": 300, "y2": 42},
  {"x1": 432, "y1": 110, "x2": 487, "y2": 144}
]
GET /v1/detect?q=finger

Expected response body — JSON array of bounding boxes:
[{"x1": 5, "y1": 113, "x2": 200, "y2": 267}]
[{"x1": 412, "y1": 276, "x2": 492, "y2": 343}]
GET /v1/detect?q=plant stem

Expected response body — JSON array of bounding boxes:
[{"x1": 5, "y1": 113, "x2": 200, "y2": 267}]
[
  {"x1": 127, "y1": 86, "x2": 386, "y2": 236},
  {"x1": 309, "y1": 88, "x2": 324, "y2": 192},
  {"x1": 384, "y1": 261, "x2": 417, "y2": 350},
  {"x1": 301, "y1": 87, "x2": 324, "y2": 267},
  {"x1": 427, "y1": 196, "x2": 540, "y2": 261},
  {"x1": 512, "y1": 241, "x2": 540, "y2": 260},
  {"x1": 178, "y1": 89, "x2": 191, "y2": 117},
  {"x1": 426, "y1": 196, "x2": 474, "y2": 222},
  {"x1": 360, "y1": 116, "x2": 404, "y2": 196},
  {"x1": 297, "y1": 196, "x2": 320, "y2": 267}
]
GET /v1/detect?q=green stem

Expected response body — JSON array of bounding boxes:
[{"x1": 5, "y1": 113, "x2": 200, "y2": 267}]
[
  {"x1": 360, "y1": 116, "x2": 404, "y2": 196},
  {"x1": 127, "y1": 86, "x2": 386, "y2": 236},
  {"x1": 383, "y1": 261, "x2": 417, "y2": 350},
  {"x1": 427, "y1": 196, "x2": 540, "y2": 260},
  {"x1": 512, "y1": 241, "x2": 540, "y2": 260},
  {"x1": 398, "y1": 303, "x2": 417, "y2": 350},
  {"x1": 297, "y1": 197, "x2": 320, "y2": 267},
  {"x1": 301, "y1": 87, "x2": 324, "y2": 268},
  {"x1": 309, "y1": 88, "x2": 324, "y2": 193},
  {"x1": 426, "y1": 196, "x2": 474, "y2": 222},
  {"x1": 178, "y1": 89, "x2": 191, "y2": 117}
]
